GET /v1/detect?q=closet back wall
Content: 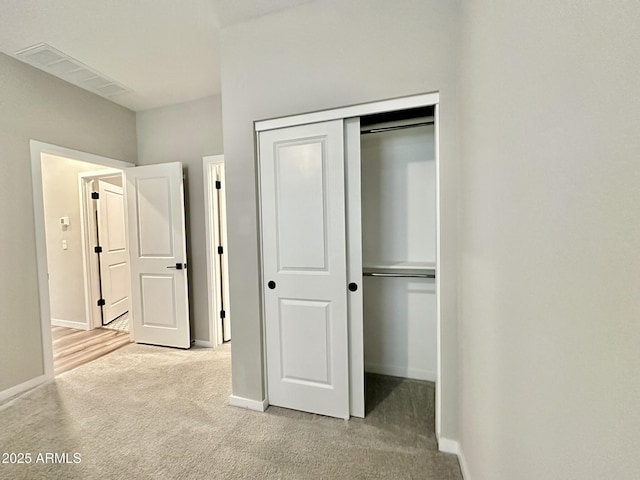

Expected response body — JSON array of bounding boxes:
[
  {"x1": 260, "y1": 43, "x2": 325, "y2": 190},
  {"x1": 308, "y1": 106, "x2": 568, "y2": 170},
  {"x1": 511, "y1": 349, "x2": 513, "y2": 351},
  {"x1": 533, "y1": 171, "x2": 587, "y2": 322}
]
[
  {"x1": 220, "y1": 0, "x2": 461, "y2": 440},
  {"x1": 361, "y1": 125, "x2": 436, "y2": 266}
]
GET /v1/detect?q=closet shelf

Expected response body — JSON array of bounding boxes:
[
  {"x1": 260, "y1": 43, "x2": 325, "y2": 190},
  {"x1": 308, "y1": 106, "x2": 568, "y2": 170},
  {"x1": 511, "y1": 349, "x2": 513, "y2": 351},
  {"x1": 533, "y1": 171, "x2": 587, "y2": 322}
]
[{"x1": 363, "y1": 261, "x2": 436, "y2": 278}]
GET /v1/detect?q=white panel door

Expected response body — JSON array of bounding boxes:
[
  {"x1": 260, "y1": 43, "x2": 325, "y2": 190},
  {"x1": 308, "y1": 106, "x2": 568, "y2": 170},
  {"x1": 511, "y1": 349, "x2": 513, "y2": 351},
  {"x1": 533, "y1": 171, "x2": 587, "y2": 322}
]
[
  {"x1": 126, "y1": 162, "x2": 190, "y2": 349},
  {"x1": 259, "y1": 120, "x2": 349, "y2": 419},
  {"x1": 97, "y1": 180, "x2": 130, "y2": 324}
]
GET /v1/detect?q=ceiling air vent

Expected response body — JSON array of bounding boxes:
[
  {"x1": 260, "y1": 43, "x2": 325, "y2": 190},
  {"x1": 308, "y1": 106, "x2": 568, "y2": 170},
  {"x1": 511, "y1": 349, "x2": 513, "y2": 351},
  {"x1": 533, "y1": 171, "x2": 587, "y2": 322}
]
[{"x1": 14, "y1": 43, "x2": 130, "y2": 99}]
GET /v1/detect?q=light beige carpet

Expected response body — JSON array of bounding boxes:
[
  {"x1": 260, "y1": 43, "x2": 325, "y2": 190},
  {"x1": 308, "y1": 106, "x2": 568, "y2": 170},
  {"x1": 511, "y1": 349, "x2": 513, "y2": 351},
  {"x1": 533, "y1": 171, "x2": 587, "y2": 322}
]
[{"x1": 0, "y1": 343, "x2": 461, "y2": 479}]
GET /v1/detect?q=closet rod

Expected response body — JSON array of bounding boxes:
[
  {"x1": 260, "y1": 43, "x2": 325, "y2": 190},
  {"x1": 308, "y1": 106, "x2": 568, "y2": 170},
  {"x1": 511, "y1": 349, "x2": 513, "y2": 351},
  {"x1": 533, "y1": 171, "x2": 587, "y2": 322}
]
[
  {"x1": 360, "y1": 121, "x2": 434, "y2": 135},
  {"x1": 363, "y1": 272, "x2": 436, "y2": 279}
]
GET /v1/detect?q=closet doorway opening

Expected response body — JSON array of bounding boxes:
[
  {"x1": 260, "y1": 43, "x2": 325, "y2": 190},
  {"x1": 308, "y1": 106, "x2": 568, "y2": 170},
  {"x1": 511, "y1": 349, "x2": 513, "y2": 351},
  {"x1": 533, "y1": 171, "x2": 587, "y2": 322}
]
[
  {"x1": 358, "y1": 105, "x2": 437, "y2": 428},
  {"x1": 255, "y1": 92, "x2": 445, "y2": 438}
]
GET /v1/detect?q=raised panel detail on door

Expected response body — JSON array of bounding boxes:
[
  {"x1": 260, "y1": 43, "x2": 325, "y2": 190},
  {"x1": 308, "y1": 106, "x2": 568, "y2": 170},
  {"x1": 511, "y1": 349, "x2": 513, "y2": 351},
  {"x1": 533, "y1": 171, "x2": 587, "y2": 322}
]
[
  {"x1": 280, "y1": 299, "x2": 331, "y2": 385},
  {"x1": 259, "y1": 119, "x2": 349, "y2": 419},
  {"x1": 140, "y1": 274, "x2": 177, "y2": 328},
  {"x1": 107, "y1": 262, "x2": 129, "y2": 308},
  {"x1": 275, "y1": 140, "x2": 328, "y2": 271},
  {"x1": 104, "y1": 190, "x2": 127, "y2": 251},
  {"x1": 135, "y1": 177, "x2": 173, "y2": 257}
]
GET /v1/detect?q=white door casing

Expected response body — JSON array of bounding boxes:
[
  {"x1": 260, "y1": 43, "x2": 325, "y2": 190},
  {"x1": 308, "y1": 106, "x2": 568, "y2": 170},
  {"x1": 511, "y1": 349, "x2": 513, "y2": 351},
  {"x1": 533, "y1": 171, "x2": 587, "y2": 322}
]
[
  {"x1": 97, "y1": 180, "x2": 130, "y2": 323},
  {"x1": 203, "y1": 155, "x2": 231, "y2": 347},
  {"x1": 259, "y1": 120, "x2": 350, "y2": 419},
  {"x1": 216, "y1": 164, "x2": 231, "y2": 342},
  {"x1": 126, "y1": 162, "x2": 190, "y2": 349}
]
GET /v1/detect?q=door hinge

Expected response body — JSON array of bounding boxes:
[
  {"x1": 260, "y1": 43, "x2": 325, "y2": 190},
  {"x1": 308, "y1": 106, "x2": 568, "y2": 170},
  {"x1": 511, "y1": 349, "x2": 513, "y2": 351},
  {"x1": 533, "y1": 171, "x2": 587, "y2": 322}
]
[
  {"x1": 220, "y1": 310, "x2": 226, "y2": 319},
  {"x1": 94, "y1": 246, "x2": 103, "y2": 254},
  {"x1": 215, "y1": 180, "x2": 221, "y2": 190},
  {"x1": 217, "y1": 246, "x2": 223, "y2": 255},
  {"x1": 91, "y1": 192, "x2": 99, "y2": 200},
  {"x1": 97, "y1": 298, "x2": 106, "y2": 306}
]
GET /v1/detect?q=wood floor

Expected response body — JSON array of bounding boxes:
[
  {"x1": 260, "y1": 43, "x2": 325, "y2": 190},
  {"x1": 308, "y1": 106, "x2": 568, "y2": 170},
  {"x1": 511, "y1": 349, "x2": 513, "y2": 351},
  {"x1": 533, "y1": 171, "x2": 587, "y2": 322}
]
[{"x1": 52, "y1": 326, "x2": 131, "y2": 375}]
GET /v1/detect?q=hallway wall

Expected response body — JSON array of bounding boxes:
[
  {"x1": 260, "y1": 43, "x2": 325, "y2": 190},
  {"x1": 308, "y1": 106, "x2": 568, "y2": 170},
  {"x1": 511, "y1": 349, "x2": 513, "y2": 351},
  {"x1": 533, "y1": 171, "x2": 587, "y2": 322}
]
[
  {"x1": 0, "y1": 52, "x2": 136, "y2": 393},
  {"x1": 136, "y1": 95, "x2": 224, "y2": 343}
]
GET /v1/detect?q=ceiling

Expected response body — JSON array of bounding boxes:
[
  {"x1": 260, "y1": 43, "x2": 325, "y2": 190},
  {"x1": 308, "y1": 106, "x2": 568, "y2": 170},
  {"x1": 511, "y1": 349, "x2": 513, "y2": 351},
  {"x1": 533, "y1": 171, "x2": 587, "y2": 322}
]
[{"x1": 0, "y1": 0, "x2": 316, "y2": 111}]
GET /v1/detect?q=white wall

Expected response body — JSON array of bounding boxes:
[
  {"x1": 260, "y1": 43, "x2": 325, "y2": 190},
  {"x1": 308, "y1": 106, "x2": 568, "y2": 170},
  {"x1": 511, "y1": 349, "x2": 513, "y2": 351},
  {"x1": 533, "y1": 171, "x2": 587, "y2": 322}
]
[
  {"x1": 136, "y1": 95, "x2": 224, "y2": 343},
  {"x1": 0, "y1": 52, "x2": 136, "y2": 393},
  {"x1": 41, "y1": 154, "x2": 107, "y2": 327},
  {"x1": 459, "y1": 1, "x2": 640, "y2": 478},
  {"x1": 220, "y1": 0, "x2": 461, "y2": 439}
]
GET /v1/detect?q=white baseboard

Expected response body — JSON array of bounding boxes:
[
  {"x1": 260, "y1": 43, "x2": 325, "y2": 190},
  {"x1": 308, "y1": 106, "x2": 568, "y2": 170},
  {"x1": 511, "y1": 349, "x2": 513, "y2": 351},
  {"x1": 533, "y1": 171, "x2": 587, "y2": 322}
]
[
  {"x1": 229, "y1": 395, "x2": 268, "y2": 412},
  {"x1": 438, "y1": 437, "x2": 459, "y2": 455},
  {"x1": 0, "y1": 374, "x2": 51, "y2": 404},
  {"x1": 438, "y1": 437, "x2": 470, "y2": 480},
  {"x1": 365, "y1": 362, "x2": 436, "y2": 382},
  {"x1": 458, "y1": 447, "x2": 470, "y2": 480},
  {"x1": 51, "y1": 318, "x2": 89, "y2": 330},
  {"x1": 192, "y1": 340, "x2": 213, "y2": 348}
]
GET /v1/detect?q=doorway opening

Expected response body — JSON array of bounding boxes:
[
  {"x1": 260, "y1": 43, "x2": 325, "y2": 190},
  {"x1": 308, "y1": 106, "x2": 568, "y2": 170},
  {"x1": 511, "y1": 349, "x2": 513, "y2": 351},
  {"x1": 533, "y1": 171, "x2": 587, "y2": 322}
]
[
  {"x1": 32, "y1": 141, "x2": 196, "y2": 386},
  {"x1": 31, "y1": 141, "x2": 134, "y2": 377}
]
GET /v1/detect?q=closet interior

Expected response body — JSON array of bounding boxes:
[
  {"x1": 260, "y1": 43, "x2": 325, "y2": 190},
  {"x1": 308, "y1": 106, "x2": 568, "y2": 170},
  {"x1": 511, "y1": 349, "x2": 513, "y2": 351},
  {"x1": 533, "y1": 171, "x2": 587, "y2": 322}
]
[{"x1": 359, "y1": 106, "x2": 437, "y2": 389}]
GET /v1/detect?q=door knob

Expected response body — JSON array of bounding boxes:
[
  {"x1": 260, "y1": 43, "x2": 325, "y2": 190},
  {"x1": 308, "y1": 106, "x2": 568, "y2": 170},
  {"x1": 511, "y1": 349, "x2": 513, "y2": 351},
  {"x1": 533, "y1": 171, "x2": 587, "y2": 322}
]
[
  {"x1": 268, "y1": 281, "x2": 276, "y2": 290},
  {"x1": 348, "y1": 282, "x2": 358, "y2": 292},
  {"x1": 167, "y1": 263, "x2": 187, "y2": 270}
]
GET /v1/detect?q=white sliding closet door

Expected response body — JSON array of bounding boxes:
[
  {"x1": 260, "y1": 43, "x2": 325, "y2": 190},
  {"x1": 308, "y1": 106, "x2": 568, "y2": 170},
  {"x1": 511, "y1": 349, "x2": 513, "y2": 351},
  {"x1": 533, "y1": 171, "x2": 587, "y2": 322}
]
[{"x1": 259, "y1": 120, "x2": 350, "y2": 419}]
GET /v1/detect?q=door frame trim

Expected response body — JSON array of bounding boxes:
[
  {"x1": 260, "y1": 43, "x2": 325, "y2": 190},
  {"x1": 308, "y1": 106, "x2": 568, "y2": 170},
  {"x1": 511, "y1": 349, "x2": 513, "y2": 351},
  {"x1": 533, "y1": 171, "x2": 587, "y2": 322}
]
[
  {"x1": 253, "y1": 92, "x2": 443, "y2": 433},
  {"x1": 203, "y1": 154, "x2": 228, "y2": 348},
  {"x1": 30, "y1": 140, "x2": 133, "y2": 379},
  {"x1": 255, "y1": 92, "x2": 440, "y2": 132},
  {"x1": 78, "y1": 170, "x2": 130, "y2": 332}
]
